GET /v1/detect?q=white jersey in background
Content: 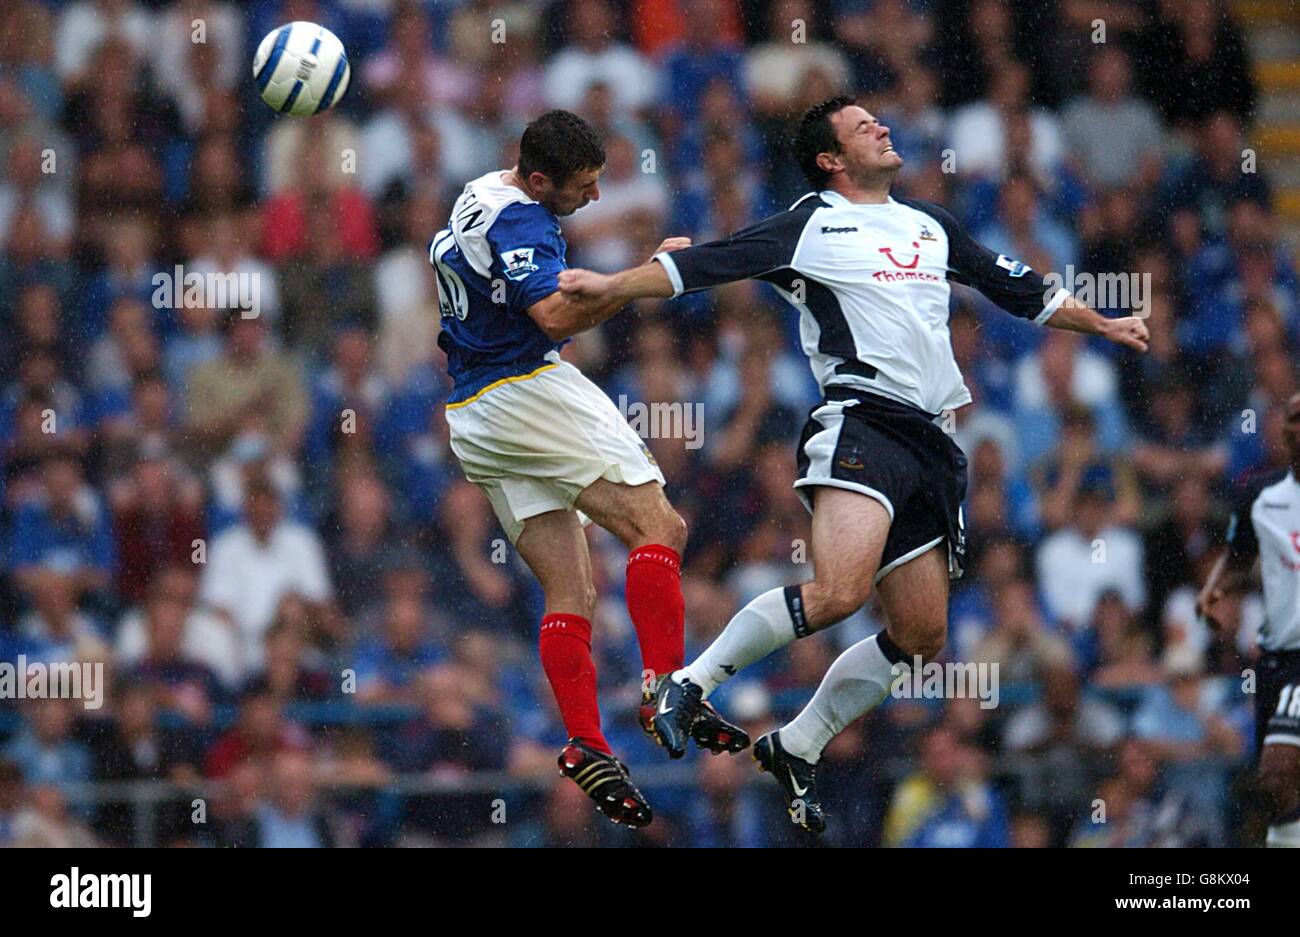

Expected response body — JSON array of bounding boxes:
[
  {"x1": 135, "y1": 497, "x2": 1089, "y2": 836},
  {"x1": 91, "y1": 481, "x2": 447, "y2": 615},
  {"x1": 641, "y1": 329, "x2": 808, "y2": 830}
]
[{"x1": 1227, "y1": 469, "x2": 1300, "y2": 652}]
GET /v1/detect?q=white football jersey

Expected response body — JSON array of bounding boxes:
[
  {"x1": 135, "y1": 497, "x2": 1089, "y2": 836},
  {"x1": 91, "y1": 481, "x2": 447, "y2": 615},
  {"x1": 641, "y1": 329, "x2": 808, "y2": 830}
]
[
  {"x1": 1227, "y1": 469, "x2": 1300, "y2": 651},
  {"x1": 654, "y1": 191, "x2": 1069, "y2": 416}
]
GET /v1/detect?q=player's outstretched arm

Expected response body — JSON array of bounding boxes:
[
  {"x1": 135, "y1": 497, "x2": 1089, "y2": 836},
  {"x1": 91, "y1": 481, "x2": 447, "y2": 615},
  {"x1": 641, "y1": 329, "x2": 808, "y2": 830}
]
[
  {"x1": 900, "y1": 197, "x2": 1151, "y2": 353},
  {"x1": 557, "y1": 261, "x2": 674, "y2": 306},
  {"x1": 532, "y1": 238, "x2": 688, "y2": 340},
  {"x1": 1043, "y1": 295, "x2": 1150, "y2": 352}
]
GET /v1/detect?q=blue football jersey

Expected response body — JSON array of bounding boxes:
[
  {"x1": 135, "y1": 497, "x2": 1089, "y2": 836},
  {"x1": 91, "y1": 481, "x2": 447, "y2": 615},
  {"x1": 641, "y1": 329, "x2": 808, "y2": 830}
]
[{"x1": 430, "y1": 170, "x2": 567, "y2": 404}]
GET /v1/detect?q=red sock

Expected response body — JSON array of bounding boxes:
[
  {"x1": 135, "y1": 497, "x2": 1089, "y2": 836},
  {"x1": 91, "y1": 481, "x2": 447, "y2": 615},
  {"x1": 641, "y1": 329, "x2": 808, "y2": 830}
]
[
  {"x1": 538, "y1": 613, "x2": 610, "y2": 755},
  {"x1": 625, "y1": 544, "x2": 685, "y2": 683}
]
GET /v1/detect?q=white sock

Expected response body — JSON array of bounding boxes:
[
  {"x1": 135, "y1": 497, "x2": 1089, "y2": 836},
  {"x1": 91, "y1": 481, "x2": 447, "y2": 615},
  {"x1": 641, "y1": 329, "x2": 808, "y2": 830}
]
[
  {"x1": 780, "y1": 634, "x2": 910, "y2": 764},
  {"x1": 677, "y1": 587, "x2": 797, "y2": 697},
  {"x1": 1267, "y1": 818, "x2": 1300, "y2": 847}
]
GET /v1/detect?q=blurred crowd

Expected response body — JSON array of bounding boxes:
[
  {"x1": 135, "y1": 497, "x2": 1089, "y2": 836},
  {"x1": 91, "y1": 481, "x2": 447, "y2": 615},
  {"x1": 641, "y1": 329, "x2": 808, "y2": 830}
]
[{"x1": 0, "y1": 0, "x2": 1292, "y2": 847}]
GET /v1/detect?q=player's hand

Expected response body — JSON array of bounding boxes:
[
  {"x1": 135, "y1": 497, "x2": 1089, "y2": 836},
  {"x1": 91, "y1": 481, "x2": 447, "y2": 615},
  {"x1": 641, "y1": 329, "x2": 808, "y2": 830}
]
[
  {"x1": 650, "y1": 236, "x2": 691, "y2": 257},
  {"x1": 558, "y1": 268, "x2": 614, "y2": 300},
  {"x1": 1101, "y1": 316, "x2": 1150, "y2": 352}
]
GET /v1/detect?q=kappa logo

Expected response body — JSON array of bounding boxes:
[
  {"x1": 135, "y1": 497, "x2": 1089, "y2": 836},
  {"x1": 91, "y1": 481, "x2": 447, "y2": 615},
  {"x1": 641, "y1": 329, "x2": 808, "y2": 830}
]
[
  {"x1": 821, "y1": 225, "x2": 859, "y2": 234},
  {"x1": 919, "y1": 224, "x2": 937, "y2": 241},
  {"x1": 501, "y1": 247, "x2": 539, "y2": 281}
]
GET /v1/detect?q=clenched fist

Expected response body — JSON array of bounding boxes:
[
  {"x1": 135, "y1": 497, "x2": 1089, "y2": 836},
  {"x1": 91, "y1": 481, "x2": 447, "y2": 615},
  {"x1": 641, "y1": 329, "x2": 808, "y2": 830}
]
[
  {"x1": 1102, "y1": 316, "x2": 1150, "y2": 352},
  {"x1": 557, "y1": 268, "x2": 613, "y2": 300}
]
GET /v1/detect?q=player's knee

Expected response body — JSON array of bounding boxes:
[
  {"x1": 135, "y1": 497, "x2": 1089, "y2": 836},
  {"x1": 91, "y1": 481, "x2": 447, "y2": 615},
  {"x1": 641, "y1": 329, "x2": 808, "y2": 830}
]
[
  {"x1": 660, "y1": 508, "x2": 688, "y2": 553},
  {"x1": 626, "y1": 502, "x2": 687, "y2": 553},
  {"x1": 545, "y1": 584, "x2": 597, "y2": 621}
]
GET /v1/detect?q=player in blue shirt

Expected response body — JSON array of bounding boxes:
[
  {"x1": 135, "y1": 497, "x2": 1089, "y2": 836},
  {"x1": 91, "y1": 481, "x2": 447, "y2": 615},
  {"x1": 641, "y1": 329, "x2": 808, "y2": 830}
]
[{"x1": 432, "y1": 111, "x2": 748, "y2": 828}]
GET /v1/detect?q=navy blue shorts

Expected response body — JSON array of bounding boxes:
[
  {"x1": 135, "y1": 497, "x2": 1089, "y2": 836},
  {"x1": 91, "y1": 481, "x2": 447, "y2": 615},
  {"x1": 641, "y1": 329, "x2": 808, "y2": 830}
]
[
  {"x1": 1256, "y1": 649, "x2": 1300, "y2": 755},
  {"x1": 794, "y1": 388, "x2": 968, "y2": 582}
]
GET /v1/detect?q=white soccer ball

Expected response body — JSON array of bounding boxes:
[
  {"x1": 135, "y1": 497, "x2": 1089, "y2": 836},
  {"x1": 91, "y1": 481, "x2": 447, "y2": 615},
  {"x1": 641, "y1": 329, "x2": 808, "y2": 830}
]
[{"x1": 252, "y1": 21, "x2": 350, "y2": 116}]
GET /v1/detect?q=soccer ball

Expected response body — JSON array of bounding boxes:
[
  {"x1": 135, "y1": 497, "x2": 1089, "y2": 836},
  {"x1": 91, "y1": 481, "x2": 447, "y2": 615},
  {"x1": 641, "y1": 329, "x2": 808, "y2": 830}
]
[{"x1": 252, "y1": 21, "x2": 350, "y2": 116}]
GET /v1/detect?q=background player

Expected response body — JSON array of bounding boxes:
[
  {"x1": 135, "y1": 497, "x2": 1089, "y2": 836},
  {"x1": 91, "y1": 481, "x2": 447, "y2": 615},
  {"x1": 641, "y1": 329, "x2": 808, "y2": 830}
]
[
  {"x1": 431, "y1": 110, "x2": 745, "y2": 828},
  {"x1": 560, "y1": 95, "x2": 1150, "y2": 833},
  {"x1": 1198, "y1": 391, "x2": 1300, "y2": 847}
]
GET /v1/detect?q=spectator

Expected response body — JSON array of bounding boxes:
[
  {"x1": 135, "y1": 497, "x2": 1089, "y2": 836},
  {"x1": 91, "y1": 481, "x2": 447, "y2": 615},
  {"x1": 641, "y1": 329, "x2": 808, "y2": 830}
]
[
  {"x1": 8, "y1": 784, "x2": 98, "y2": 847},
  {"x1": 1036, "y1": 475, "x2": 1145, "y2": 632},
  {"x1": 379, "y1": 666, "x2": 507, "y2": 844},
  {"x1": 975, "y1": 174, "x2": 1077, "y2": 280},
  {"x1": 10, "y1": 450, "x2": 113, "y2": 599},
  {"x1": 203, "y1": 684, "x2": 311, "y2": 779},
  {"x1": 53, "y1": 0, "x2": 152, "y2": 88},
  {"x1": 124, "y1": 587, "x2": 225, "y2": 725},
  {"x1": 108, "y1": 445, "x2": 205, "y2": 605},
  {"x1": 743, "y1": 0, "x2": 850, "y2": 121},
  {"x1": 970, "y1": 578, "x2": 1074, "y2": 683},
  {"x1": 88, "y1": 680, "x2": 201, "y2": 844},
  {"x1": 185, "y1": 311, "x2": 308, "y2": 460},
  {"x1": 882, "y1": 727, "x2": 1010, "y2": 848},
  {"x1": 946, "y1": 60, "x2": 1064, "y2": 186},
  {"x1": 1131, "y1": 656, "x2": 1246, "y2": 846},
  {"x1": 1002, "y1": 663, "x2": 1125, "y2": 838},
  {"x1": 1061, "y1": 46, "x2": 1164, "y2": 193},
  {"x1": 544, "y1": 0, "x2": 659, "y2": 118},
  {"x1": 115, "y1": 564, "x2": 243, "y2": 690},
  {"x1": 198, "y1": 478, "x2": 333, "y2": 669},
  {"x1": 1164, "y1": 111, "x2": 1270, "y2": 247},
  {"x1": 1145, "y1": 0, "x2": 1256, "y2": 127},
  {"x1": 352, "y1": 594, "x2": 446, "y2": 705},
  {"x1": 1, "y1": 699, "x2": 93, "y2": 792},
  {"x1": 255, "y1": 750, "x2": 335, "y2": 848}
]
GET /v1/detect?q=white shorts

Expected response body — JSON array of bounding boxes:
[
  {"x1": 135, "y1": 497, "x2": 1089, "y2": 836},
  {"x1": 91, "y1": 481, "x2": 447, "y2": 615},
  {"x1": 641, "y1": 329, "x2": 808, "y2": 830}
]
[{"x1": 445, "y1": 359, "x2": 665, "y2": 543}]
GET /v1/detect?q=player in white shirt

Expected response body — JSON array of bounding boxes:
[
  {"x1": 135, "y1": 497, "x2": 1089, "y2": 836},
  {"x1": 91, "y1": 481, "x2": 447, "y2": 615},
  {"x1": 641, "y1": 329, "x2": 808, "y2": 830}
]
[
  {"x1": 560, "y1": 95, "x2": 1149, "y2": 833},
  {"x1": 1199, "y1": 392, "x2": 1300, "y2": 847}
]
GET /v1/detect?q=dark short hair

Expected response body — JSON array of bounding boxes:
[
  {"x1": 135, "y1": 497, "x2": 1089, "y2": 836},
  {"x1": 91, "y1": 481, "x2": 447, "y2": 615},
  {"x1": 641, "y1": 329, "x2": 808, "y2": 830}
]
[
  {"x1": 518, "y1": 110, "x2": 605, "y2": 187},
  {"x1": 793, "y1": 94, "x2": 857, "y2": 190}
]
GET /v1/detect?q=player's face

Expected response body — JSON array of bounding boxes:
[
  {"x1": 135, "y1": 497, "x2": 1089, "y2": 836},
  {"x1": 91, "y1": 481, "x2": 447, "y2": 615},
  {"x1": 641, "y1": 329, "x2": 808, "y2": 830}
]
[
  {"x1": 827, "y1": 106, "x2": 903, "y2": 184},
  {"x1": 1284, "y1": 393, "x2": 1300, "y2": 460},
  {"x1": 538, "y1": 166, "x2": 603, "y2": 216}
]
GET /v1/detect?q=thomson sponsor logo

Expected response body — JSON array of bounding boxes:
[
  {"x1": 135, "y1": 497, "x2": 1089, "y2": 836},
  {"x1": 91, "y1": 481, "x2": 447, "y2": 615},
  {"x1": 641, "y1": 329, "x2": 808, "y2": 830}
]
[
  {"x1": 1043, "y1": 266, "x2": 1151, "y2": 316},
  {"x1": 151, "y1": 265, "x2": 261, "y2": 318},
  {"x1": 0, "y1": 655, "x2": 103, "y2": 710},
  {"x1": 611, "y1": 395, "x2": 704, "y2": 450},
  {"x1": 891, "y1": 657, "x2": 999, "y2": 709},
  {"x1": 50, "y1": 868, "x2": 151, "y2": 918}
]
